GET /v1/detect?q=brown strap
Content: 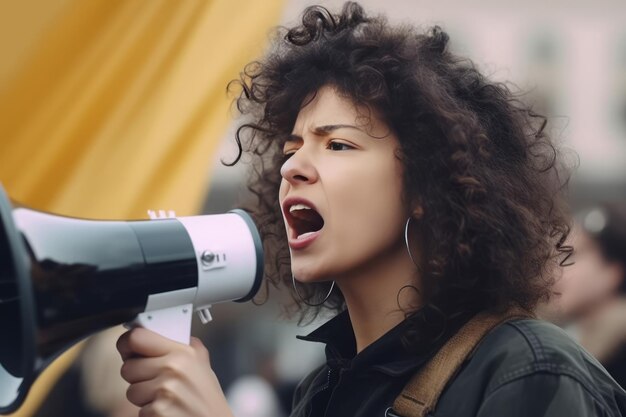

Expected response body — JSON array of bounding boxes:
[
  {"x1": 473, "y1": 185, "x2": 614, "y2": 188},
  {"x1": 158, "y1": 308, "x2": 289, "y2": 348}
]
[{"x1": 391, "y1": 307, "x2": 535, "y2": 417}]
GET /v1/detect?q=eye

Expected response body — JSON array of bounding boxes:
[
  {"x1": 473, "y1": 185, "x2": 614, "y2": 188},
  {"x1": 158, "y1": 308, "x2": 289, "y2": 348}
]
[
  {"x1": 327, "y1": 141, "x2": 354, "y2": 151},
  {"x1": 282, "y1": 151, "x2": 295, "y2": 162}
]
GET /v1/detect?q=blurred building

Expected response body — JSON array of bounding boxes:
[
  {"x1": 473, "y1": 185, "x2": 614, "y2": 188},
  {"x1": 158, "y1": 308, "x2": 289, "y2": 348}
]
[{"x1": 211, "y1": 0, "x2": 626, "y2": 206}]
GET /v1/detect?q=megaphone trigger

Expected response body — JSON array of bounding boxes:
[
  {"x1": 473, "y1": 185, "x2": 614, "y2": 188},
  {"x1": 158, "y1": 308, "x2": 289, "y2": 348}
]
[{"x1": 197, "y1": 307, "x2": 213, "y2": 324}]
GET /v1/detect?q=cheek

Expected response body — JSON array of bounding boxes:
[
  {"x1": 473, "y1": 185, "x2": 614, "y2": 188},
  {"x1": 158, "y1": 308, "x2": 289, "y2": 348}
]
[
  {"x1": 278, "y1": 179, "x2": 288, "y2": 199},
  {"x1": 328, "y1": 158, "x2": 405, "y2": 249},
  {"x1": 277, "y1": 180, "x2": 291, "y2": 232}
]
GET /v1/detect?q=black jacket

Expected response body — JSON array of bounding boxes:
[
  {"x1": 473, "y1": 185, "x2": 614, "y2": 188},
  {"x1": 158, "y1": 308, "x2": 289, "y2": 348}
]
[{"x1": 290, "y1": 310, "x2": 626, "y2": 417}]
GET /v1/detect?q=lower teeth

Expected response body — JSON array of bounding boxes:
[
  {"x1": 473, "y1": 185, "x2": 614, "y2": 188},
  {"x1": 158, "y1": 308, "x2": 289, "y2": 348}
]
[{"x1": 297, "y1": 231, "x2": 316, "y2": 239}]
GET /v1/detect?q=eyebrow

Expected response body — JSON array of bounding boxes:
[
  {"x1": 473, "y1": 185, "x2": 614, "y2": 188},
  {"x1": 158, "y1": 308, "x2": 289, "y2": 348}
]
[{"x1": 287, "y1": 124, "x2": 364, "y2": 141}]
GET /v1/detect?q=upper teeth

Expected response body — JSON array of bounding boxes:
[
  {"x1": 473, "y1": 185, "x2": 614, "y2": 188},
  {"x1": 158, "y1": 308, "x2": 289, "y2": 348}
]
[{"x1": 289, "y1": 203, "x2": 311, "y2": 213}]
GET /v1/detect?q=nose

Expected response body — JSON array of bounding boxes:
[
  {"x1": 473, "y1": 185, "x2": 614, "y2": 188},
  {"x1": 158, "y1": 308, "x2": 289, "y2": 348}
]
[{"x1": 280, "y1": 147, "x2": 318, "y2": 185}]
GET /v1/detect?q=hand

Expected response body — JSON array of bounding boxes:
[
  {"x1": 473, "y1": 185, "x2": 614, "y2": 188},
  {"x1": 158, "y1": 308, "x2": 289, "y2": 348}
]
[{"x1": 116, "y1": 328, "x2": 235, "y2": 417}]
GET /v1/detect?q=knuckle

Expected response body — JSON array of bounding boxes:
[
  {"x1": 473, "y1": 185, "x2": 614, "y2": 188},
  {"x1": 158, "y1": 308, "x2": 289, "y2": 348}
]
[
  {"x1": 166, "y1": 349, "x2": 197, "y2": 372},
  {"x1": 155, "y1": 381, "x2": 176, "y2": 400},
  {"x1": 156, "y1": 401, "x2": 170, "y2": 417},
  {"x1": 180, "y1": 343, "x2": 197, "y2": 357},
  {"x1": 150, "y1": 399, "x2": 171, "y2": 417},
  {"x1": 162, "y1": 358, "x2": 184, "y2": 377}
]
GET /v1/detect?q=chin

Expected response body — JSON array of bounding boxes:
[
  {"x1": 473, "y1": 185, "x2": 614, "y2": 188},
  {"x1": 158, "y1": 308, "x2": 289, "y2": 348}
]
[
  {"x1": 291, "y1": 268, "x2": 322, "y2": 283},
  {"x1": 291, "y1": 262, "x2": 333, "y2": 283}
]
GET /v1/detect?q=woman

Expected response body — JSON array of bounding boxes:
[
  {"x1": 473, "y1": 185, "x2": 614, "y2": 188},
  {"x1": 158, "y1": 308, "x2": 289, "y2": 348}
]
[{"x1": 116, "y1": 3, "x2": 626, "y2": 416}]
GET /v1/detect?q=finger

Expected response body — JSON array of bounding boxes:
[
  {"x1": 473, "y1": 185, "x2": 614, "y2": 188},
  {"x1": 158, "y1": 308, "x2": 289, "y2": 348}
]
[
  {"x1": 121, "y1": 356, "x2": 168, "y2": 384},
  {"x1": 116, "y1": 330, "x2": 134, "y2": 361},
  {"x1": 126, "y1": 378, "x2": 157, "y2": 407},
  {"x1": 126, "y1": 327, "x2": 188, "y2": 358},
  {"x1": 121, "y1": 344, "x2": 206, "y2": 384},
  {"x1": 126, "y1": 377, "x2": 180, "y2": 408},
  {"x1": 189, "y1": 337, "x2": 209, "y2": 360},
  {"x1": 138, "y1": 398, "x2": 175, "y2": 417}
]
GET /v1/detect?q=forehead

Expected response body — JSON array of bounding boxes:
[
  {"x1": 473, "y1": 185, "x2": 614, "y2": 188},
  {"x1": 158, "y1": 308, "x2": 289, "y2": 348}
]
[{"x1": 291, "y1": 86, "x2": 388, "y2": 136}]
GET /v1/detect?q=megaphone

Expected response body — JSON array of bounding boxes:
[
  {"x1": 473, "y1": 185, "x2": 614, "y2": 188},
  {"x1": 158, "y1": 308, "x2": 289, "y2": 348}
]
[{"x1": 0, "y1": 184, "x2": 263, "y2": 414}]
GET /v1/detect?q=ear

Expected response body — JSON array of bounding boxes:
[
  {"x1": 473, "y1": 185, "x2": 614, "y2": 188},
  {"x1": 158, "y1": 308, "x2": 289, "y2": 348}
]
[{"x1": 412, "y1": 205, "x2": 424, "y2": 219}]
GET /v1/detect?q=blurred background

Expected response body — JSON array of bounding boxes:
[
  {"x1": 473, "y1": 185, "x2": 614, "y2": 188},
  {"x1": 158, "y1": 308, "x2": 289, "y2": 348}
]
[{"x1": 1, "y1": 0, "x2": 625, "y2": 416}]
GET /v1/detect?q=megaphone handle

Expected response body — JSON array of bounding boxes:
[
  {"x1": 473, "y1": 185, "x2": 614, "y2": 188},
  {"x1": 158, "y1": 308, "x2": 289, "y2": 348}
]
[{"x1": 125, "y1": 303, "x2": 194, "y2": 345}]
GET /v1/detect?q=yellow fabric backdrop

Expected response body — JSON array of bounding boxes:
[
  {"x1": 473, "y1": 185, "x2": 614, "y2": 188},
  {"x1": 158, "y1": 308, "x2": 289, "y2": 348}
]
[{"x1": 0, "y1": 0, "x2": 285, "y2": 415}]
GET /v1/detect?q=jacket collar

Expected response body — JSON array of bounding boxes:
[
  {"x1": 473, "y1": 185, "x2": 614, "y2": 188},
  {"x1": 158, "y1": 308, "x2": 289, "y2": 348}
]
[{"x1": 297, "y1": 310, "x2": 444, "y2": 377}]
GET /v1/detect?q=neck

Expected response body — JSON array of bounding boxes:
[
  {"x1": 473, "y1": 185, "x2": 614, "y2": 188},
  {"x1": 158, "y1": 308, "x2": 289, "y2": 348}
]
[{"x1": 336, "y1": 239, "x2": 422, "y2": 354}]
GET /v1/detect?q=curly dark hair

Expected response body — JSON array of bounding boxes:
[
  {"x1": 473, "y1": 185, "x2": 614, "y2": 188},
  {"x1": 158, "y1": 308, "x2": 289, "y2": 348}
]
[{"x1": 227, "y1": 2, "x2": 573, "y2": 349}]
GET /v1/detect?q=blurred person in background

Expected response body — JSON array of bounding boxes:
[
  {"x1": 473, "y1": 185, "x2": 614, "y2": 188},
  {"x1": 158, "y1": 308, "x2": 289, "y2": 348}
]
[
  {"x1": 538, "y1": 202, "x2": 626, "y2": 387},
  {"x1": 115, "y1": 3, "x2": 626, "y2": 417},
  {"x1": 226, "y1": 375, "x2": 284, "y2": 417}
]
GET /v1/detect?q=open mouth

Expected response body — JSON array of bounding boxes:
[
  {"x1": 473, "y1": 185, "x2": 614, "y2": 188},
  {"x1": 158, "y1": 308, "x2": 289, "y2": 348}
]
[{"x1": 284, "y1": 201, "x2": 325, "y2": 239}]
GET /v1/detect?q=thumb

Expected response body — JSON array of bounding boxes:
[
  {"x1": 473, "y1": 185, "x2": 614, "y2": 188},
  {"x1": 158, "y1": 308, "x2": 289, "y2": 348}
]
[
  {"x1": 126, "y1": 327, "x2": 184, "y2": 357},
  {"x1": 189, "y1": 336, "x2": 210, "y2": 360}
]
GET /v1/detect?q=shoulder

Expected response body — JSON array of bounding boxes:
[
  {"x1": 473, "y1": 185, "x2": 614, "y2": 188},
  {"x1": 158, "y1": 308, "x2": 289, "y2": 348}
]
[
  {"x1": 451, "y1": 318, "x2": 626, "y2": 415},
  {"x1": 475, "y1": 318, "x2": 606, "y2": 390}
]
